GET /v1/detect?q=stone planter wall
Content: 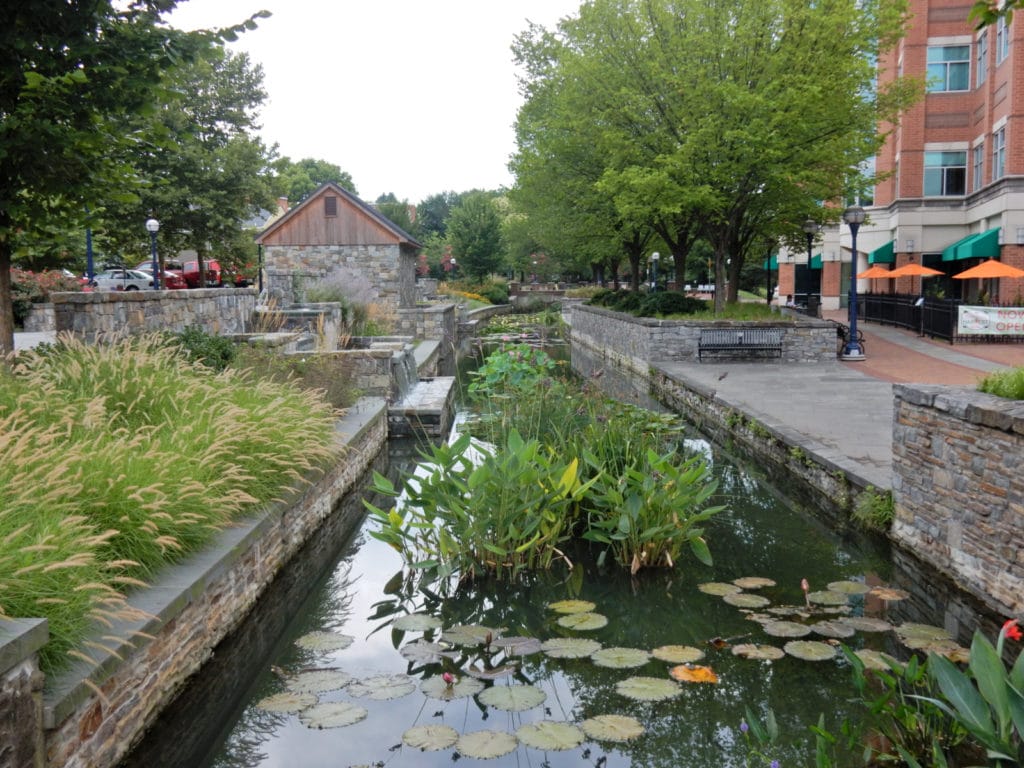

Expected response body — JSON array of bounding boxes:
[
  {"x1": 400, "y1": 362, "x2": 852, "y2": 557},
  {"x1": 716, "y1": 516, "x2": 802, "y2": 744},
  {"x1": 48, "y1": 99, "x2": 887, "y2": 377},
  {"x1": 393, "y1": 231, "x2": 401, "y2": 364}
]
[
  {"x1": 893, "y1": 384, "x2": 1024, "y2": 616},
  {"x1": 22, "y1": 303, "x2": 56, "y2": 332},
  {"x1": 568, "y1": 304, "x2": 835, "y2": 370},
  {"x1": 397, "y1": 304, "x2": 457, "y2": 375},
  {"x1": 0, "y1": 400, "x2": 387, "y2": 768},
  {"x1": 50, "y1": 289, "x2": 257, "y2": 341}
]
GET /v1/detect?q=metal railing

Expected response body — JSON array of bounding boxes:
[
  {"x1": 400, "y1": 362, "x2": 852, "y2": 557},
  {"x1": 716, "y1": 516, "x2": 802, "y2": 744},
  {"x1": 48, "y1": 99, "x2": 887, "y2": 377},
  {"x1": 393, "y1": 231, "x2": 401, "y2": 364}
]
[{"x1": 859, "y1": 294, "x2": 1023, "y2": 344}]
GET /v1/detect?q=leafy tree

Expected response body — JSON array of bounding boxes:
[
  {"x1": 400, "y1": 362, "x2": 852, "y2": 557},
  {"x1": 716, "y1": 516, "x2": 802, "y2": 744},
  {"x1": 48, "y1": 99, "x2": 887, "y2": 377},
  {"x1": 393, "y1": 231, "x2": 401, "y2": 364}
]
[
  {"x1": 0, "y1": 1, "x2": 248, "y2": 352},
  {"x1": 273, "y1": 156, "x2": 356, "y2": 204},
  {"x1": 969, "y1": 0, "x2": 1018, "y2": 26},
  {"x1": 100, "y1": 47, "x2": 276, "y2": 285},
  {"x1": 374, "y1": 193, "x2": 415, "y2": 234},
  {"x1": 414, "y1": 191, "x2": 463, "y2": 240},
  {"x1": 446, "y1": 192, "x2": 504, "y2": 280}
]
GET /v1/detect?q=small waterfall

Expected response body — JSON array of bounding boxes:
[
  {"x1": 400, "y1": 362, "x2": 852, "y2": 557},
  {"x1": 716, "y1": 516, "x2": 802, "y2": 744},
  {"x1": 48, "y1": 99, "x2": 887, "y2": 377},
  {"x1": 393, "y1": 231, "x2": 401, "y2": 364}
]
[{"x1": 390, "y1": 346, "x2": 418, "y2": 402}]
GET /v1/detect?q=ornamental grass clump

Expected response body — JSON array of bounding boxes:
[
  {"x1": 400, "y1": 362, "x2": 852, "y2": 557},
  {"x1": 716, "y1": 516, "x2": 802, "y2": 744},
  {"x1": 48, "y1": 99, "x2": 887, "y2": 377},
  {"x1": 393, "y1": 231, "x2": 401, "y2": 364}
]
[
  {"x1": 0, "y1": 333, "x2": 342, "y2": 672},
  {"x1": 978, "y1": 366, "x2": 1024, "y2": 400}
]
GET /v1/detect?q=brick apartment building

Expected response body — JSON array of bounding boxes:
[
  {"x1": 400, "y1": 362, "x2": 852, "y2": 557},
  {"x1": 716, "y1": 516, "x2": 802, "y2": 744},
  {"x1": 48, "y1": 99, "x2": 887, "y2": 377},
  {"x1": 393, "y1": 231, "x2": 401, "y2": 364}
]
[{"x1": 778, "y1": 0, "x2": 1024, "y2": 310}]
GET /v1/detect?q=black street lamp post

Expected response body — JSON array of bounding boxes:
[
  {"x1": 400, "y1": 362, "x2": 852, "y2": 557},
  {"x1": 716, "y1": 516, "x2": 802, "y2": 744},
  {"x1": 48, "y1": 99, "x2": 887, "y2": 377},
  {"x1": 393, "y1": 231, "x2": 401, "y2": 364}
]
[
  {"x1": 145, "y1": 218, "x2": 160, "y2": 290},
  {"x1": 842, "y1": 206, "x2": 866, "y2": 360}
]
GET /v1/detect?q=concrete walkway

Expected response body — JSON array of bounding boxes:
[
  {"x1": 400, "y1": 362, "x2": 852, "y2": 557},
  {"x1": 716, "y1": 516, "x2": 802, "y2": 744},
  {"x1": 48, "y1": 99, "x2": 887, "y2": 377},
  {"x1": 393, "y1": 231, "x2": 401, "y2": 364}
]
[{"x1": 655, "y1": 318, "x2": 1024, "y2": 491}]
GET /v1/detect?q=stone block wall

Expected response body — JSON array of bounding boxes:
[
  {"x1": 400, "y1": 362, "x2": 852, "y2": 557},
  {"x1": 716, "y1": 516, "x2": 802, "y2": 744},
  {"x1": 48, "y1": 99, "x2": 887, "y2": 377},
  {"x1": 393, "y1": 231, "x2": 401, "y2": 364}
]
[
  {"x1": 264, "y1": 244, "x2": 415, "y2": 311},
  {"x1": 32, "y1": 401, "x2": 388, "y2": 768},
  {"x1": 397, "y1": 304, "x2": 457, "y2": 374},
  {"x1": 51, "y1": 289, "x2": 256, "y2": 341},
  {"x1": 568, "y1": 304, "x2": 835, "y2": 371},
  {"x1": 892, "y1": 384, "x2": 1024, "y2": 616},
  {"x1": 0, "y1": 619, "x2": 48, "y2": 768},
  {"x1": 22, "y1": 303, "x2": 55, "y2": 332}
]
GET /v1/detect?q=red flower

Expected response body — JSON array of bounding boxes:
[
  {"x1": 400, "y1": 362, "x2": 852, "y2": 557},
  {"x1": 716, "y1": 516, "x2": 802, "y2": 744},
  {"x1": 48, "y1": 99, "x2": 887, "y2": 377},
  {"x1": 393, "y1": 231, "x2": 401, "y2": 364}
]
[{"x1": 1002, "y1": 619, "x2": 1022, "y2": 642}]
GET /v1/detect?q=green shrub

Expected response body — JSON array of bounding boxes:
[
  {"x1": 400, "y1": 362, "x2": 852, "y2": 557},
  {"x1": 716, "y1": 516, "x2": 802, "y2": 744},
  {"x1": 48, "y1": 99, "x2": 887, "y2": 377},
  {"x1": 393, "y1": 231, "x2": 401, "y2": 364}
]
[
  {"x1": 978, "y1": 367, "x2": 1024, "y2": 400},
  {"x1": 852, "y1": 486, "x2": 895, "y2": 531},
  {"x1": 166, "y1": 326, "x2": 237, "y2": 372},
  {"x1": 638, "y1": 291, "x2": 707, "y2": 317}
]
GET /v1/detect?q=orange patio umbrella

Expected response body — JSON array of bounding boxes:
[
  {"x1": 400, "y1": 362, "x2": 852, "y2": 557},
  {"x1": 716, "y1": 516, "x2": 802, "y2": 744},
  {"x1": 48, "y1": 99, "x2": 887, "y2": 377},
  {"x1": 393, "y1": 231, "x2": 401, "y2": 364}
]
[
  {"x1": 857, "y1": 265, "x2": 894, "y2": 279},
  {"x1": 952, "y1": 259, "x2": 1024, "y2": 280},
  {"x1": 886, "y1": 263, "x2": 944, "y2": 278}
]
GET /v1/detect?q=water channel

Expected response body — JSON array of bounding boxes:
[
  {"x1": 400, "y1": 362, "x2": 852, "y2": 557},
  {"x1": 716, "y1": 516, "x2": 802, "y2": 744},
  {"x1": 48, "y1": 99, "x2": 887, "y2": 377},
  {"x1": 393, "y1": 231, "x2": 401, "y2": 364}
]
[{"x1": 119, "y1": 343, "x2": 996, "y2": 768}]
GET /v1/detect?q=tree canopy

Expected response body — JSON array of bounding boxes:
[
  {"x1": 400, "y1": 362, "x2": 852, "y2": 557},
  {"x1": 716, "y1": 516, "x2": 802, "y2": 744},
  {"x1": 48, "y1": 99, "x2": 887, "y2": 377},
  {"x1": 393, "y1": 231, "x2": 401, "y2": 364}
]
[
  {"x1": 446, "y1": 192, "x2": 504, "y2": 280},
  {"x1": 511, "y1": 0, "x2": 919, "y2": 307}
]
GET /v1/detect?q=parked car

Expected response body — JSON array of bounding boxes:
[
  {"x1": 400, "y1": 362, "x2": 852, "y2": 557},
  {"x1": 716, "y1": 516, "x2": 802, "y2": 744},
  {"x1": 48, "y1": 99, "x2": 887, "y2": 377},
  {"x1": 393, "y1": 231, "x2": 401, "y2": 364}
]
[
  {"x1": 182, "y1": 259, "x2": 221, "y2": 288},
  {"x1": 90, "y1": 269, "x2": 155, "y2": 291},
  {"x1": 222, "y1": 262, "x2": 257, "y2": 287},
  {"x1": 135, "y1": 266, "x2": 188, "y2": 290}
]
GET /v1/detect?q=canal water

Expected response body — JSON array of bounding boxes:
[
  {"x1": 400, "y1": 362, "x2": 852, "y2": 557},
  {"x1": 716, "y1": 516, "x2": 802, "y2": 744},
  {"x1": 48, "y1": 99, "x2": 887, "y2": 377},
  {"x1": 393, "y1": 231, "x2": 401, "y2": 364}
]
[{"x1": 118, "y1": 344, "x2": 994, "y2": 768}]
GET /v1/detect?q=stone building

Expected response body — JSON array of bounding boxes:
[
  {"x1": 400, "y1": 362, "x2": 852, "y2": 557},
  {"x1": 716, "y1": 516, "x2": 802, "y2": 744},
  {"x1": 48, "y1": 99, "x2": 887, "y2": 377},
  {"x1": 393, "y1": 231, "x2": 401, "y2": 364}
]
[{"x1": 255, "y1": 182, "x2": 421, "y2": 310}]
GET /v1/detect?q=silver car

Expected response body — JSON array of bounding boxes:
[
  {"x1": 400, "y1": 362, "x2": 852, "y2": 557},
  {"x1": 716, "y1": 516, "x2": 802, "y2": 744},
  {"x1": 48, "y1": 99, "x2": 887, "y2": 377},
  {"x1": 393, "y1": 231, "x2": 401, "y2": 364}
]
[{"x1": 90, "y1": 268, "x2": 155, "y2": 291}]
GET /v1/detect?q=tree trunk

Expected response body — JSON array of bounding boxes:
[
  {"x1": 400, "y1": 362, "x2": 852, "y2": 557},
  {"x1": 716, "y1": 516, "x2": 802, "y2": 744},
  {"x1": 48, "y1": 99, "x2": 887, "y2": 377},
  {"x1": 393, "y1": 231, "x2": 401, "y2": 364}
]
[{"x1": 0, "y1": 217, "x2": 15, "y2": 355}]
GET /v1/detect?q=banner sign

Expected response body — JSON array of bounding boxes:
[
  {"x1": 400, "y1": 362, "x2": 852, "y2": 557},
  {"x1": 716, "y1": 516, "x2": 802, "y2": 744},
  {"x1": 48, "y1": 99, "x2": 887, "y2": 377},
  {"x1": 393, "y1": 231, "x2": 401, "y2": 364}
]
[{"x1": 957, "y1": 305, "x2": 1024, "y2": 336}]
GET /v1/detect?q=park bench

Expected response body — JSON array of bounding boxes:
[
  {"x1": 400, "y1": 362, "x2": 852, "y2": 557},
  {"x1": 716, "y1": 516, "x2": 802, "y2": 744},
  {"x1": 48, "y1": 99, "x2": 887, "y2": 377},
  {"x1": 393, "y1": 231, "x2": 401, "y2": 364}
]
[{"x1": 698, "y1": 327, "x2": 784, "y2": 361}]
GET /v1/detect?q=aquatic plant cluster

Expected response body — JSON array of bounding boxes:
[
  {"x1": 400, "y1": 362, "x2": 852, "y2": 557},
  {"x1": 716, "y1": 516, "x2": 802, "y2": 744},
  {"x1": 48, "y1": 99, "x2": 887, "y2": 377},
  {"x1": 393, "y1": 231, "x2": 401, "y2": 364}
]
[
  {"x1": 366, "y1": 343, "x2": 723, "y2": 580},
  {"x1": 0, "y1": 333, "x2": 342, "y2": 672}
]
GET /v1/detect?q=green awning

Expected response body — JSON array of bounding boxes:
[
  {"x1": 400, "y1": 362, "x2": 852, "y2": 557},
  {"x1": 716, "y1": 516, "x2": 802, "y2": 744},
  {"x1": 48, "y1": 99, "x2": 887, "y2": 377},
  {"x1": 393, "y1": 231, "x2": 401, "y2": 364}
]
[
  {"x1": 943, "y1": 228, "x2": 1001, "y2": 261},
  {"x1": 810, "y1": 253, "x2": 823, "y2": 269},
  {"x1": 762, "y1": 254, "x2": 778, "y2": 270},
  {"x1": 868, "y1": 240, "x2": 895, "y2": 264}
]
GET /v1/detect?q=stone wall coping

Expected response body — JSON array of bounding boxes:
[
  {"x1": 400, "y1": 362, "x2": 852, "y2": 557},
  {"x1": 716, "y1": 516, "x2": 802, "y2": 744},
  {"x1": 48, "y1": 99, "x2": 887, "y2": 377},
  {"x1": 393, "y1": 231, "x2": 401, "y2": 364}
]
[
  {"x1": 0, "y1": 618, "x2": 49, "y2": 676},
  {"x1": 413, "y1": 339, "x2": 440, "y2": 370},
  {"x1": 574, "y1": 303, "x2": 806, "y2": 328},
  {"x1": 41, "y1": 397, "x2": 386, "y2": 730},
  {"x1": 402, "y1": 302, "x2": 456, "y2": 315},
  {"x1": 50, "y1": 287, "x2": 256, "y2": 306},
  {"x1": 895, "y1": 383, "x2": 1024, "y2": 434}
]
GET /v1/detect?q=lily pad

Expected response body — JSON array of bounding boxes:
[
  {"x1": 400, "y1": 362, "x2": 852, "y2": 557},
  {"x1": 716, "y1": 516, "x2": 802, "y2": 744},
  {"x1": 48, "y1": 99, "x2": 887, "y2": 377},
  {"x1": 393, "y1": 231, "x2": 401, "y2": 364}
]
[
  {"x1": 346, "y1": 673, "x2": 416, "y2": 700},
  {"x1": 591, "y1": 647, "x2": 651, "y2": 669},
  {"x1": 733, "y1": 576, "x2": 777, "y2": 589},
  {"x1": 294, "y1": 631, "x2": 355, "y2": 652},
  {"x1": 441, "y1": 624, "x2": 505, "y2": 646},
  {"x1": 896, "y1": 623, "x2": 952, "y2": 645},
  {"x1": 783, "y1": 640, "x2": 837, "y2": 661},
  {"x1": 393, "y1": 613, "x2": 443, "y2": 632},
  {"x1": 838, "y1": 616, "x2": 893, "y2": 633},
  {"x1": 854, "y1": 648, "x2": 900, "y2": 672},
  {"x1": 767, "y1": 605, "x2": 811, "y2": 618},
  {"x1": 556, "y1": 612, "x2": 608, "y2": 631},
  {"x1": 420, "y1": 675, "x2": 484, "y2": 700},
  {"x1": 285, "y1": 669, "x2": 352, "y2": 694},
  {"x1": 298, "y1": 701, "x2": 367, "y2": 729},
  {"x1": 465, "y1": 662, "x2": 518, "y2": 680},
  {"x1": 870, "y1": 586, "x2": 910, "y2": 601},
  {"x1": 255, "y1": 691, "x2": 317, "y2": 713},
  {"x1": 456, "y1": 729, "x2": 518, "y2": 759},
  {"x1": 615, "y1": 675, "x2": 682, "y2": 702},
  {"x1": 724, "y1": 592, "x2": 771, "y2": 608},
  {"x1": 541, "y1": 637, "x2": 602, "y2": 659},
  {"x1": 669, "y1": 664, "x2": 719, "y2": 684},
  {"x1": 400, "y1": 640, "x2": 457, "y2": 664},
  {"x1": 580, "y1": 714, "x2": 645, "y2": 742},
  {"x1": 651, "y1": 645, "x2": 705, "y2": 664},
  {"x1": 478, "y1": 684, "x2": 547, "y2": 712},
  {"x1": 515, "y1": 721, "x2": 585, "y2": 751},
  {"x1": 806, "y1": 590, "x2": 849, "y2": 606},
  {"x1": 827, "y1": 580, "x2": 871, "y2": 595},
  {"x1": 548, "y1": 599, "x2": 596, "y2": 614},
  {"x1": 490, "y1": 635, "x2": 543, "y2": 656},
  {"x1": 698, "y1": 582, "x2": 742, "y2": 596},
  {"x1": 731, "y1": 643, "x2": 785, "y2": 661},
  {"x1": 403, "y1": 724, "x2": 459, "y2": 751},
  {"x1": 811, "y1": 620, "x2": 856, "y2": 639},
  {"x1": 762, "y1": 620, "x2": 811, "y2": 638}
]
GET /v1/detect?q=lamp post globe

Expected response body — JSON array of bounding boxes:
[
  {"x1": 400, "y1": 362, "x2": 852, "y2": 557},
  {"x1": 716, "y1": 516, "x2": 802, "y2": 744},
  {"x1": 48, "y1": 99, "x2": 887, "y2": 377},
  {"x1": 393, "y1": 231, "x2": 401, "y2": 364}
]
[
  {"x1": 841, "y1": 206, "x2": 866, "y2": 360},
  {"x1": 145, "y1": 218, "x2": 160, "y2": 290}
]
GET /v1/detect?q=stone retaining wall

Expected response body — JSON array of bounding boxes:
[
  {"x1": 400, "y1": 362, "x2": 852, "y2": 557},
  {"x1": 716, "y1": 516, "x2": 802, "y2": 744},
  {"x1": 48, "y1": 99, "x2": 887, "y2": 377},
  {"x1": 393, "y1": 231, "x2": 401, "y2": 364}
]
[
  {"x1": 892, "y1": 384, "x2": 1024, "y2": 616},
  {"x1": 568, "y1": 304, "x2": 835, "y2": 368},
  {"x1": 22, "y1": 303, "x2": 55, "y2": 332},
  {"x1": 0, "y1": 400, "x2": 387, "y2": 768},
  {"x1": 0, "y1": 619, "x2": 48, "y2": 768},
  {"x1": 397, "y1": 304, "x2": 457, "y2": 374},
  {"x1": 50, "y1": 289, "x2": 257, "y2": 341}
]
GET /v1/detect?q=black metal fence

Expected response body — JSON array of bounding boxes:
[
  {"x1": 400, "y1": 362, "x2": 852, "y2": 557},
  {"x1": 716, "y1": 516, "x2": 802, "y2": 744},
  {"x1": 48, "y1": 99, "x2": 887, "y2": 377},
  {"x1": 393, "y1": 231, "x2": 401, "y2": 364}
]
[{"x1": 858, "y1": 294, "x2": 1023, "y2": 344}]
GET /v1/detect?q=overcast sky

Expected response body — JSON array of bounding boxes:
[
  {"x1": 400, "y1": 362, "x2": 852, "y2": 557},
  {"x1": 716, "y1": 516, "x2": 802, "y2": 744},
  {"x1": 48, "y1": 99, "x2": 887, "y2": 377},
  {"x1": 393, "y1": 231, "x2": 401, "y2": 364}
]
[{"x1": 168, "y1": 0, "x2": 581, "y2": 205}]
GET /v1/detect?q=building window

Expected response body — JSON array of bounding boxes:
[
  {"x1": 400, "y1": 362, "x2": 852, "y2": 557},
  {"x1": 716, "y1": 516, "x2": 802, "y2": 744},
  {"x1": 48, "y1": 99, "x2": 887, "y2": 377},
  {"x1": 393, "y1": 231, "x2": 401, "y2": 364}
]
[
  {"x1": 924, "y1": 151, "x2": 966, "y2": 196},
  {"x1": 324, "y1": 196, "x2": 338, "y2": 217},
  {"x1": 993, "y1": 128, "x2": 1006, "y2": 180},
  {"x1": 996, "y1": 17, "x2": 1009, "y2": 64},
  {"x1": 976, "y1": 31, "x2": 988, "y2": 86},
  {"x1": 972, "y1": 143, "x2": 985, "y2": 191},
  {"x1": 927, "y1": 45, "x2": 970, "y2": 92}
]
